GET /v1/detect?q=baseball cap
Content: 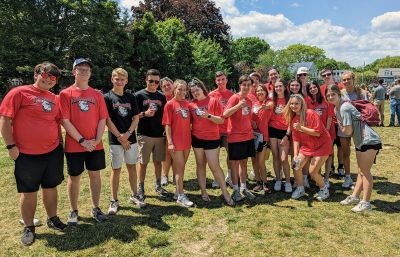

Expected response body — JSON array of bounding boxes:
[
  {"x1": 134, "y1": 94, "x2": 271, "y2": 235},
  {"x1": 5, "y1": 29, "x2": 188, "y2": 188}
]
[
  {"x1": 320, "y1": 68, "x2": 332, "y2": 76},
  {"x1": 296, "y1": 67, "x2": 309, "y2": 75},
  {"x1": 73, "y1": 58, "x2": 92, "y2": 69}
]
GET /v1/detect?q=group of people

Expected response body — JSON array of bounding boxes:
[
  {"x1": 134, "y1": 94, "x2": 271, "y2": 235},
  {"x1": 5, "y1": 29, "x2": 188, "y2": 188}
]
[{"x1": 0, "y1": 59, "x2": 383, "y2": 246}]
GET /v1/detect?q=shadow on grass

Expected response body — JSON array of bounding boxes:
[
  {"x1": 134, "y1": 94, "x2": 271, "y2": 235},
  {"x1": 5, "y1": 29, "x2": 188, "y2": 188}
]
[
  {"x1": 374, "y1": 181, "x2": 400, "y2": 196},
  {"x1": 38, "y1": 204, "x2": 193, "y2": 252},
  {"x1": 372, "y1": 199, "x2": 400, "y2": 213}
]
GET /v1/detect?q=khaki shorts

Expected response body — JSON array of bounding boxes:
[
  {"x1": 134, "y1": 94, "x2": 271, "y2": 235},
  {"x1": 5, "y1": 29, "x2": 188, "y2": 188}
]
[
  {"x1": 137, "y1": 135, "x2": 166, "y2": 164},
  {"x1": 109, "y1": 143, "x2": 138, "y2": 169}
]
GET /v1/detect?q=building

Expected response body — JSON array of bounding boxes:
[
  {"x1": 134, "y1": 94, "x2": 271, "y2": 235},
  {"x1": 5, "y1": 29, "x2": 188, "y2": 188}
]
[
  {"x1": 289, "y1": 62, "x2": 318, "y2": 79},
  {"x1": 332, "y1": 70, "x2": 346, "y2": 83},
  {"x1": 378, "y1": 68, "x2": 400, "y2": 85}
]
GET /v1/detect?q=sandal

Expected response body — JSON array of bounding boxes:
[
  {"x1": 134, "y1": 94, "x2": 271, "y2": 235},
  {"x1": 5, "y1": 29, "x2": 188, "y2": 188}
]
[
  {"x1": 225, "y1": 198, "x2": 236, "y2": 207},
  {"x1": 263, "y1": 186, "x2": 272, "y2": 194},
  {"x1": 202, "y1": 194, "x2": 211, "y2": 202}
]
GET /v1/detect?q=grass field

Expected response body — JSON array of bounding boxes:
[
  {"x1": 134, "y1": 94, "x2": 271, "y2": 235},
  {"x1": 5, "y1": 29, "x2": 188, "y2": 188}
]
[{"x1": 0, "y1": 104, "x2": 399, "y2": 257}]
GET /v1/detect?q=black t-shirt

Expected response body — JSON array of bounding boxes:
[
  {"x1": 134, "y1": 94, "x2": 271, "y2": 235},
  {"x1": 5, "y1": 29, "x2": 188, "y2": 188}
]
[
  {"x1": 104, "y1": 90, "x2": 139, "y2": 145},
  {"x1": 135, "y1": 88, "x2": 166, "y2": 137}
]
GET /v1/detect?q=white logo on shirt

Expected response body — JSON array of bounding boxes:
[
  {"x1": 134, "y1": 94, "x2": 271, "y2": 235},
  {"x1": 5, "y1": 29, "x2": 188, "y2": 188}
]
[
  {"x1": 118, "y1": 106, "x2": 128, "y2": 117},
  {"x1": 78, "y1": 101, "x2": 90, "y2": 112},
  {"x1": 242, "y1": 106, "x2": 250, "y2": 115},
  {"x1": 42, "y1": 100, "x2": 53, "y2": 112},
  {"x1": 275, "y1": 105, "x2": 284, "y2": 114}
]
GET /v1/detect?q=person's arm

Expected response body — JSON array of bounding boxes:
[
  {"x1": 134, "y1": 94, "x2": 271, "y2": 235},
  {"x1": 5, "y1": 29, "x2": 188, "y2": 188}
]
[
  {"x1": 0, "y1": 116, "x2": 19, "y2": 160},
  {"x1": 223, "y1": 100, "x2": 244, "y2": 118},
  {"x1": 293, "y1": 140, "x2": 300, "y2": 158},
  {"x1": 106, "y1": 118, "x2": 122, "y2": 138},
  {"x1": 61, "y1": 119, "x2": 93, "y2": 151},
  {"x1": 165, "y1": 124, "x2": 174, "y2": 153},
  {"x1": 326, "y1": 117, "x2": 332, "y2": 131},
  {"x1": 340, "y1": 125, "x2": 353, "y2": 136},
  {"x1": 94, "y1": 119, "x2": 106, "y2": 146},
  {"x1": 295, "y1": 124, "x2": 320, "y2": 137}
]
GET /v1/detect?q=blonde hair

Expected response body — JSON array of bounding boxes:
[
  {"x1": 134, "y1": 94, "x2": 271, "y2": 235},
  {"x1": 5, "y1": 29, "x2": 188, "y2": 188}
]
[
  {"x1": 283, "y1": 94, "x2": 307, "y2": 127},
  {"x1": 112, "y1": 68, "x2": 128, "y2": 79},
  {"x1": 173, "y1": 79, "x2": 187, "y2": 95}
]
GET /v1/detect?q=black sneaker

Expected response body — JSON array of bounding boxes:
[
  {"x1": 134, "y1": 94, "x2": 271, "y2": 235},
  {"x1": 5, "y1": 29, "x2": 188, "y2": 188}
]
[
  {"x1": 47, "y1": 216, "x2": 67, "y2": 231},
  {"x1": 92, "y1": 207, "x2": 108, "y2": 223},
  {"x1": 155, "y1": 186, "x2": 169, "y2": 198},
  {"x1": 21, "y1": 226, "x2": 35, "y2": 246}
]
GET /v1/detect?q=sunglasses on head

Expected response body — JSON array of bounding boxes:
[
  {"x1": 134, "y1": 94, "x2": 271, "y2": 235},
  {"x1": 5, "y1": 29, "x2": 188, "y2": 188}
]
[
  {"x1": 322, "y1": 73, "x2": 332, "y2": 78},
  {"x1": 40, "y1": 72, "x2": 57, "y2": 81},
  {"x1": 148, "y1": 79, "x2": 160, "y2": 85}
]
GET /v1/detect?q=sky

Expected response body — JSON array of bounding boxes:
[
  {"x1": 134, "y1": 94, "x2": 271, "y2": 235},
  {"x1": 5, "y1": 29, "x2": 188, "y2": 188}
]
[{"x1": 119, "y1": 0, "x2": 400, "y2": 67}]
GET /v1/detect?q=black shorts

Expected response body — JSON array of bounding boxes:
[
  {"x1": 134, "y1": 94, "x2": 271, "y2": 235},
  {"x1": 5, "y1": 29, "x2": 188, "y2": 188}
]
[
  {"x1": 268, "y1": 126, "x2": 287, "y2": 140},
  {"x1": 192, "y1": 135, "x2": 221, "y2": 150},
  {"x1": 355, "y1": 143, "x2": 382, "y2": 152},
  {"x1": 220, "y1": 134, "x2": 228, "y2": 149},
  {"x1": 256, "y1": 141, "x2": 269, "y2": 152},
  {"x1": 332, "y1": 124, "x2": 341, "y2": 147},
  {"x1": 228, "y1": 139, "x2": 256, "y2": 160},
  {"x1": 65, "y1": 149, "x2": 106, "y2": 176},
  {"x1": 14, "y1": 144, "x2": 64, "y2": 193}
]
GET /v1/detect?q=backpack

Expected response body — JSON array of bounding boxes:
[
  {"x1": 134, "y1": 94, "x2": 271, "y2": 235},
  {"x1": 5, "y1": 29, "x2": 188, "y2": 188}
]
[{"x1": 350, "y1": 100, "x2": 381, "y2": 126}]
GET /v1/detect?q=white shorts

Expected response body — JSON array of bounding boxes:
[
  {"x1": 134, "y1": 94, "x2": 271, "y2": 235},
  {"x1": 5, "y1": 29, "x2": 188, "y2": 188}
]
[{"x1": 109, "y1": 144, "x2": 138, "y2": 169}]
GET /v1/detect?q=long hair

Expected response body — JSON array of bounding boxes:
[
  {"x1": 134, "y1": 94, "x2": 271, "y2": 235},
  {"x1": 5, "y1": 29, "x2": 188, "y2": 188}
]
[
  {"x1": 288, "y1": 79, "x2": 303, "y2": 96},
  {"x1": 283, "y1": 94, "x2": 307, "y2": 127},
  {"x1": 273, "y1": 78, "x2": 289, "y2": 107},
  {"x1": 307, "y1": 80, "x2": 323, "y2": 104},
  {"x1": 188, "y1": 77, "x2": 208, "y2": 100}
]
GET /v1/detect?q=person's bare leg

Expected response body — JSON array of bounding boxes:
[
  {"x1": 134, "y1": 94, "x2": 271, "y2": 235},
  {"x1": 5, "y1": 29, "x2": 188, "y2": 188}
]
[
  {"x1": 88, "y1": 170, "x2": 101, "y2": 208},
  {"x1": 110, "y1": 168, "x2": 121, "y2": 200},
  {"x1": 42, "y1": 187, "x2": 58, "y2": 218},
  {"x1": 68, "y1": 175, "x2": 81, "y2": 211},
  {"x1": 21, "y1": 192, "x2": 37, "y2": 226}
]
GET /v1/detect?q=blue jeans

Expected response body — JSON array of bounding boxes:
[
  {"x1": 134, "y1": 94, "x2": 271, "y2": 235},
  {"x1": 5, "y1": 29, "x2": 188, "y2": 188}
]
[{"x1": 389, "y1": 98, "x2": 400, "y2": 125}]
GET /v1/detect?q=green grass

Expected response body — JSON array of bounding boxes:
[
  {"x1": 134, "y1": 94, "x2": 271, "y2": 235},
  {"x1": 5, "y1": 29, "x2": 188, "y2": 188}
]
[{"x1": 0, "y1": 102, "x2": 399, "y2": 257}]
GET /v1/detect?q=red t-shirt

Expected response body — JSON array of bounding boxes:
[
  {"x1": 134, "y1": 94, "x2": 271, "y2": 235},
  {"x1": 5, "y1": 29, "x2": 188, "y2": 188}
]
[
  {"x1": 269, "y1": 97, "x2": 288, "y2": 130},
  {"x1": 189, "y1": 96, "x2": 222, "y2": 140},
  {"x1": 248, "y1": 92, "x2": 257, "y2": 103},
  {"x1": 252, "y1": 100, "x2": 273, "y2": 141},
  {"x1": 292, "y1": 109, "x2": 332, "y2": 157},
  {"x1": 225, "y1": 94, "x2": 254, "y2": 143},
  {"x1": 209, "y1": 89, "x2": 234, "y2": 135},
  {"x1": 165, "y1": 94, "x2": 173, "y2": 101},
  {"x1": 304, "y1": 96, "x2": 313, "y2": 109},
  {"x1": 0, "y1": 85, "x2": 60, "y2": 154},
  {"x1": 59, "y1": 85, "x2": 109, "y2": 153},
  {"x1": 162, "y1": 98, "x2": 191, "y2": 150}
]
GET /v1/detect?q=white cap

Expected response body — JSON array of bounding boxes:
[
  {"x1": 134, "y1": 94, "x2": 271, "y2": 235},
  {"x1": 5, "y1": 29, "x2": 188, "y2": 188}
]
[{"x1": 296, "y1": 67, "x2": 309, "y2": 75}]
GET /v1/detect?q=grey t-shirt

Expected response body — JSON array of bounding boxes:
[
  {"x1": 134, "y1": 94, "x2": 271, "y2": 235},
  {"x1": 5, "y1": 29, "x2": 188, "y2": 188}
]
[
  {"x1": 342, "y1": 90, "x2": 368, "y2": 101},
  {"x1": 335, "y1": 102, "x2": 381, "y2": 149},
  {"x1": 389, "y1": 85, "x2": 400, "y2": 99},
  {"x1": 373, "y1": 85, "x2": 386, "y2": 101}
]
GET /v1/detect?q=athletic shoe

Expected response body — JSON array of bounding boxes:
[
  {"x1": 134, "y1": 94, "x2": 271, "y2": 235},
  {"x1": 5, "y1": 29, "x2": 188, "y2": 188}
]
[
  {"x1": 231, "y1": 190, "x2": 243, "y2": 202},
  {"x1": 303, "y1": 177, "x2": 310, "y2": 189},
  {"x1": 47, "y1": 216, "x2": 67, "y2": 231},
  {"x1": 291, "y1": 187, "x2": 305, "y2": 199},
  {"x1": 225, "y1": 175, "x2": 234, "y2": 188},
  {"x1": 342, "y1": 176, "x2": 353, "y2": 188},
  {"x1": 351, "y1": 201, "x2": 372, "y2": 213},
  {"x1": 340, "y1": 195, "x2": 360, "y2": 205},
  {"x1": 155, "y1": 186, "x2": 169, "y2": 198},
  {"x1": 284, "y1": 182, "x2": 293, "y2": 193},
  {"x1": 274, "y1": 180, "x2": 282, "y2": 191},
  {"x1": 338, "y1": 167, "x2": 345, "y2": 177},
  {"x1": 108, "y1": 200, "x2": 119, "y2": 215},
  {"x1": 19, "y1": 218, "x2": 41, "y2": 227},
  {"x1": 241, "y1": 188, "x2": 256, "y2": 200},
  {"x1": 177, "y1": 194, "x2": 194, "y2": 207},
  {"x1": 161, "y1": 175, "x2": 169, "y2": 186},
  {"x1": 128, "y1": 195, "x2": 146, "y2": 208},
  {"x1": 263, "y1": 184, "x2": 272, "y2": 194},
  {"x1": 330, "y1": 165, "x2": 335, "y2": 176},
  {"x1": 137, "y1": 190, "x2": 145, "y2": 201},
  {"x1": 173, "y1": 191, "x2": 178, "y2": 200},
  {"x1": 253, "y1": 182, "x2": 263, "y2": 192},
  {"x1": 324, "y1": 178, "x2": 330, "y2": 189},
  {"x1": 316, "y1": 188, "x2": 330, "y2": 201},
  {"x1": 67, "y1": 210, "x2": 78, "y2": 225},
  {"x1": 21, "y1": 226, "x2": 35, "y2": 246},
  {"x1": 211, "y1": 180, "x2": 220, "y2": 188},
  {"x1": 92, "y1": 207, "x2": 108, "y2": 223}
]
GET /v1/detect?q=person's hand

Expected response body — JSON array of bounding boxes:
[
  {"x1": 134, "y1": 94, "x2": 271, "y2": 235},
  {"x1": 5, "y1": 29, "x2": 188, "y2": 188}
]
[
  {"x1": 168, "y1": 143, "x2": 175, "y2": 154},
  {"x1": 200, "y1": 110, "x2": 209, "y2": 119},
  {"x1": 280, "y1": 135, "x2": 289, "y2": 146},
  {"x1": 293, "y1": 122, "x2": 301, "y2": 131},
  {"x1": 121, "y1": 141, "x2": 131, "y2": 151},
  {"x1": 8, "y1": 146, "x2": 20, "y2": 160},
  {"x1": 81, "y1": 140, "x2": 96, "y2": 152},
  {"x1": 119, "y1": 132, "x2": 130, "y2": 143},
  {"x1": 238, "y1": 99, "x2": 247, "y2": 107}
]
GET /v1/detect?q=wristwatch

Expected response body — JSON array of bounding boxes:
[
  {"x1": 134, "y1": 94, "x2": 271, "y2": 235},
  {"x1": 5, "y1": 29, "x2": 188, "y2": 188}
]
[
  {"x1": 207, "y1": 114, "x2": 211, "y2": 119},
  {"x1": 78, "y1": 137, "x2": 85, "y2": 144},
  {"x1": 142, "y1": 111, "x2": 146, "y2": 117},
  {"x1": 6, "y1": 144, "x2": 16, "y2": 150}
]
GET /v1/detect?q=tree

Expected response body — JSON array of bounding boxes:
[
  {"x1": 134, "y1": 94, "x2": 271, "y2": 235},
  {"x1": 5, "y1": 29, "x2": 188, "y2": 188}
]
[
  {"x1": 355, "y1": 70, "x2": 377, "y2": 85},
  {"x1": 189, "y1": 33, "x2": 229, "y2": 88},
  {"x1": 365, "y1": 56, "x2": 400, "y2": 72},
  {"x1": 230, "y1": 37, "x2": 270, "y2": 68},
  {"x1": 277, "y1": 44, "x2": 326, "y2": 68},
  {"x1": 131, "y1": 0, "x2": 230, "y2": 50}
]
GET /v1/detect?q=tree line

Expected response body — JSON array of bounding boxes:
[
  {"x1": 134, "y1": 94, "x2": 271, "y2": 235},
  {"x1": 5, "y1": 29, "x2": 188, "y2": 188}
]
[{"x1": 1, "y1": 0, "x2": 400, "y2": 96}]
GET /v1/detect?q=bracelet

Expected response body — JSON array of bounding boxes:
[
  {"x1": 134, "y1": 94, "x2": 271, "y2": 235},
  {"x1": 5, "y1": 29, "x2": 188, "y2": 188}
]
[
  {"x1": 127, "y1": 130, "x2": 133, "y2": 135},
  {"x1": 207, "y1": 114, "x2": 211, "y2": 119}
]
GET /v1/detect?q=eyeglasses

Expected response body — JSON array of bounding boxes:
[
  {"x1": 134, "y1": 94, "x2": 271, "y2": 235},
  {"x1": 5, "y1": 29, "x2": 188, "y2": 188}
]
[
  {"x1": 40, "y1": 72, "x2": 57, "y2": 81},
  {"x1": 298, "y1": 73, "x2": 307, "y2": 77},
  {"x1": 342, "y1": 78, "x2": 352, "y2": 82},
  {"x1": 322, "y1": 73, "x2": 332, "y2": 78},
  {"x1": 148, "y1": 80, "x2": 160, "y2": 85}
]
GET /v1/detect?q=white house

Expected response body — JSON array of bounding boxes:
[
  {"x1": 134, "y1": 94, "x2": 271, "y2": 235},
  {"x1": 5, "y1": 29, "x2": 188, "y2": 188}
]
[
  {"x1": 289, "y1": 62, "x2": 318, "y2": 80},
  {"x1": 378, "y1": 68, "x2": 400, "y2": 84}
]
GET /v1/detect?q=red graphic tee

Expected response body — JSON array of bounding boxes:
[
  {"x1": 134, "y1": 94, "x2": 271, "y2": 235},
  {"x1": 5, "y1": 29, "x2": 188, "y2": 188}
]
[
  {"x1": 252, "y1": 100, "x2": 273, "y2": 141},
  {"x1": 189, "y1": 96, "x2": 222, "y2": 140},
  {"x1": 0, "y1": 85, "x2": 60, "y2": 154},
  {"x1": 162, "y1": 98, "x2": 191, "y2": 150},
  {"x1": 59, "y1": 85, "x2": 109, "y2": 152},
  {"x1": 209, "y1": 89, "x2": 234, "y2": 134},
  {"x1": 225, "y1": 94, "x2": 254, "y2": 143},
  {"x1": 269, "y1": 97, "x2": 288, "y2": 130}
]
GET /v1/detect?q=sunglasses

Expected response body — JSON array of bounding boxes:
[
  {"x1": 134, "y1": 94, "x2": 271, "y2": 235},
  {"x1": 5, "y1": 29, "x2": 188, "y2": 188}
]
[
  {"x1": 322, "y1": 73, "x2": 332, "y2": 78},
  {"x1": 41, "y1": 72, "x2": 58, "y2": 81},
  {"x1": 148, "y1": 79, "x2": 160, "y2": 85},
  {"x1": 298, "y1": 73, "x2": 307, "y2": 77},
  {"x1": 342, "y1": 78, "x2": 352, "y2": 82}
]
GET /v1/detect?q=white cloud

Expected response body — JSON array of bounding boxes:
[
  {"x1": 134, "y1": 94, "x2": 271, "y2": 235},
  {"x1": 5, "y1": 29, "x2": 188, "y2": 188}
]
[
  {"x1": 371, "y1": 11, "x2": 400, "y2": 33},
  {"x1": 120, "y1": 0, "x2": 142, "y2": 9},
  {"x1": 213, "y1": 0, "x2": 240, "y2": 16},
  {"x1": 291, "y1": 2, "x2": 301, "y2": 8}
]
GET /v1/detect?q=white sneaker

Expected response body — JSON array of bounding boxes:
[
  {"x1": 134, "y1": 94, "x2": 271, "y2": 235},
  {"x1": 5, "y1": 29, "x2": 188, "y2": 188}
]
[
  {"x1": 303, "y1": 177, "x2": 310, "y2": 188},
  {"x1": 291, "y1": 187, "x2": 305, "y2": 199},
  {"x1": 342, "y1": 176, "x2": 353, "y2": 188},
  {"x1": 67, "y1": 210, "x2": 78, "y2": 225},
  {"x1": 338, "y1": 168, "x2": 345, "y2": 176},
  {"x1": 274, "y1": 180, "x2": 282, "y2": 191},
  {"x1": 241, "y1": 188, "x2": 256, "y2": 200},
  {"x1": 316, "y1": 188, "x2": 330, "y2": 201},
  {"x1": 324, "y1": 178, "x2": 330, "y2": 189},
  {"x1": 340, "y1": 195, "x2": 360, "y2": 205},
  {"x1": 284, "y1": 182, "x2": 293, "y2": 193},
  {"x1": 19, "y1": 218, "x2": 41, "y2": 226},
  {"x1": 225, "y1": 175, "x2": 234, "y2": 188},
  {"x1": 177, "y1": 194, "x2": 194, "y2": 207},
  {"x1": 161, "y1": 175, "x2": 168, "y2": 186},
  {"x1": 231, "y1": 190, "x2": 243, "y2": 202},
  {"x1": 108, "y1": 200, "x2": 119, "y2": 215},
  {"x1": 211, "y1": 180, "x2": 220, "y2": 188},
  {"x1": 351, "y1": 201, "x2": 372, "y2": 213},
  {"x1": 128, "y1": 195, "x2": 146, "y2": 208}
]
